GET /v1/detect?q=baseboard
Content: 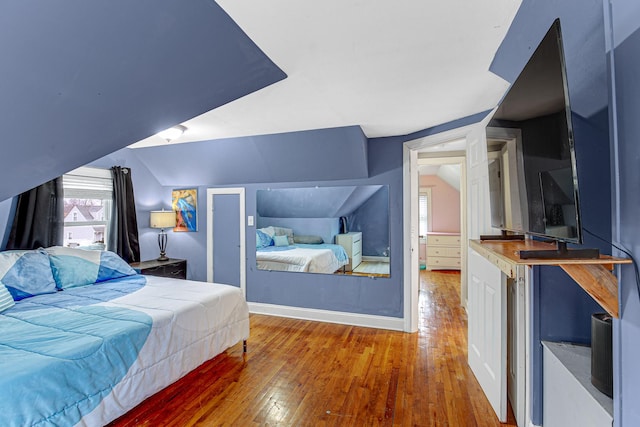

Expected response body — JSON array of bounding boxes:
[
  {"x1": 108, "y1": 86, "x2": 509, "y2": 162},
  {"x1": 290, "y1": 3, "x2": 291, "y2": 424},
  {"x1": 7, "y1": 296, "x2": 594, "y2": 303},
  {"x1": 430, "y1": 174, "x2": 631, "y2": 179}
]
[
  {"x1": 248, "y1": 302, "x2": 405, "y2": 331},
  {"x1": 361, "y1": 256, "x2": 390, "y2": 263}
]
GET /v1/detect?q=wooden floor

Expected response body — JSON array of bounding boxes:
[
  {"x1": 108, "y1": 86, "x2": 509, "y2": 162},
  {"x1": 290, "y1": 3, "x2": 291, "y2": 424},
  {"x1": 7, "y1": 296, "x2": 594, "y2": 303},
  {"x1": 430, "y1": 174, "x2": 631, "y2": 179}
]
[{"x1": 110, "y1": 270, "x2": 516, "y2": 426}]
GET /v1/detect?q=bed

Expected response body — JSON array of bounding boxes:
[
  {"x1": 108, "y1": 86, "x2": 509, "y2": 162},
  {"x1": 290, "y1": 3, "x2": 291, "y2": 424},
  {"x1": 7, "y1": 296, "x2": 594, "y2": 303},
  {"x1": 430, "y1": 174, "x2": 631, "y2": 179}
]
[
  {"x1": 256, "y1": 243, "x2": 349, "y2": 273},
  {"x1": 0, "y1": 247, "x2": 249, "y2": 427},
  {"x1": 255, "y1": 226, "x2": 349, "y2": 274}
]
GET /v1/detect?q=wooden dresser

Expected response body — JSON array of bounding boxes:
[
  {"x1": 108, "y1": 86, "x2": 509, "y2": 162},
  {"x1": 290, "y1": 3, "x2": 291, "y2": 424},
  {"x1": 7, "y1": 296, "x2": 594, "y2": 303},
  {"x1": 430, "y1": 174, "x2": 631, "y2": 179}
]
[
  {"x1": 426, "y1": 232, "x2": 461, "y2": 270},
  {"x1": 336, "y1": 232, "x2": 362, "y2": 271}
]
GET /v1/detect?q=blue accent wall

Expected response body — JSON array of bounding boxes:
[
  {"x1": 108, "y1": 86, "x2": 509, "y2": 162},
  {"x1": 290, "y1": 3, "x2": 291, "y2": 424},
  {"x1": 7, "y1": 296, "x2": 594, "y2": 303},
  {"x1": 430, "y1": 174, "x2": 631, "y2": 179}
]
[
  {"x1": 491, "y1": 1, "x2": 612, "y2": 424},
  {"x1": 347, "y1": 186, "x2": 390, "y2": 256},
  {"x1": 83, "y1": 126, "x2": 404, "y2": 318},
  {"x1": 134, "y1": 126, "x2": 369, "y2": 186},
  {"x1": 609, "y1": 1, "x2": 640, "y2": 424},
  {"x1": 0, "y1": 0, "x2": 285, "y2": 202}
]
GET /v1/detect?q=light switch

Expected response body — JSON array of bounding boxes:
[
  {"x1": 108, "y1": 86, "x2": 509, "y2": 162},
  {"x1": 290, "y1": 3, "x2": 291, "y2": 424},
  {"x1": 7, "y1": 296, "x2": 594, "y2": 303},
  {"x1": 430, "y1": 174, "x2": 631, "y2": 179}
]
[{"x1": 248, "y1": 215, "x2": 254, "y2": 226}]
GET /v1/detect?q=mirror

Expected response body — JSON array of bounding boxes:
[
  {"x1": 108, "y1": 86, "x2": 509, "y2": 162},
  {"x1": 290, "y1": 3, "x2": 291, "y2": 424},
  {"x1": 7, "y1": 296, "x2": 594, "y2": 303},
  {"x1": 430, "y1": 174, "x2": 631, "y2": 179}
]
[{"x1": 255, "y1": 185, "x2": 390, "y2": 277}]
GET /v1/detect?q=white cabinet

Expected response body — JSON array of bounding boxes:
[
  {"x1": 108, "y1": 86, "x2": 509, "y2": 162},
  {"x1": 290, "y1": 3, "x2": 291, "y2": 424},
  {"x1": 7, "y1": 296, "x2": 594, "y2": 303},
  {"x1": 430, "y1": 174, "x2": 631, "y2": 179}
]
[
  {"x1": 426, "y1": 232, "x2": 461, "y2": 270},
  {"x1": 336, "y1": 232, "x2": 362, "y2": 271}
]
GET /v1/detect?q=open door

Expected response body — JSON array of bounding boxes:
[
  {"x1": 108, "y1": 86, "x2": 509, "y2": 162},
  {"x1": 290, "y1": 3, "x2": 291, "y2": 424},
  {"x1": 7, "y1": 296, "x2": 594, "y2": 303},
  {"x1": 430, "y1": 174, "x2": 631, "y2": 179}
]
[{"x1": 467, "y1": 247, "x2": 507, "y2": 422}]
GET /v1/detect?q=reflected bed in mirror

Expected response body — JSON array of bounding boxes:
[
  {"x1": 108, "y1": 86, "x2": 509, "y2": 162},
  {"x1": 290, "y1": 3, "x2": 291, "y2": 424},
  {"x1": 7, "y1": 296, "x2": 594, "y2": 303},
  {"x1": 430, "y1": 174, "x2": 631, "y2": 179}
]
[{"x1": 256, "y1": 185, "x2": 390, "y2": 277}]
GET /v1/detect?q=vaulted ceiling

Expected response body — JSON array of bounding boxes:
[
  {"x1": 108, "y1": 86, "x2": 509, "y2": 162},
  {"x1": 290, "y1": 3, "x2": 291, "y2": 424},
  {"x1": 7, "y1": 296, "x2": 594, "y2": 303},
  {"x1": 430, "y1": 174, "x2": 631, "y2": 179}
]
[{"x1": 131, "y1": 1, "x2": 521, "y2": 147}]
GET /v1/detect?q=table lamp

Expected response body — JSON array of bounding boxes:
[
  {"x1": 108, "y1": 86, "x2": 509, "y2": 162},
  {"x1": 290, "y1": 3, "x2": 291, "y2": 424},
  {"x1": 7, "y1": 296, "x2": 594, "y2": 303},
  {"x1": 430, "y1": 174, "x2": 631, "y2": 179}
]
[{"x1": 150, "y1": 210, "x2": 176, "y2": 261}]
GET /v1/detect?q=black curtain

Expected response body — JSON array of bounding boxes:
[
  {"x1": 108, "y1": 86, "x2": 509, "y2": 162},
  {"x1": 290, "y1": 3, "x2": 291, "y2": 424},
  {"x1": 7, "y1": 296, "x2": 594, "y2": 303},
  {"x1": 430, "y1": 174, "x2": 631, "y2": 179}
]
[
  {"x1": 6, "y1": 178, "x2": 64, "y2": 250},
  {"x1": 108, "y1": 166, "x2": 140, "y2": 263}
]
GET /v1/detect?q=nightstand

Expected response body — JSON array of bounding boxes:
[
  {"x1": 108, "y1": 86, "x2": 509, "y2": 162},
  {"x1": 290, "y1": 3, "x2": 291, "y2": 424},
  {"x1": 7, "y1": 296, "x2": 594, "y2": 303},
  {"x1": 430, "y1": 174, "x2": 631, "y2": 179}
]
[{"x1": 130, "y1": 258, "x2": 187, "y2": 280}]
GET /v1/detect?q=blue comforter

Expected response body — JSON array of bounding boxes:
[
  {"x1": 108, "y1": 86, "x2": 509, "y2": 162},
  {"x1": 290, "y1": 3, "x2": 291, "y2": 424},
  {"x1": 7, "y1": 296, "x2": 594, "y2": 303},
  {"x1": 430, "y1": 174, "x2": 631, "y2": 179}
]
[{"x1": 0, "y1": 275, "x2": 150, "y2": 427}]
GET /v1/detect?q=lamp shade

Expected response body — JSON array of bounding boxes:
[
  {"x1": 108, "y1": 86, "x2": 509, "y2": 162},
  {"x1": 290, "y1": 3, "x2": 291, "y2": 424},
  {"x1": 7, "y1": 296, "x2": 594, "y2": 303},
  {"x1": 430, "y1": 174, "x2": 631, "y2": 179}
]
[{"x1": 150, "y1": 210, "x2": 176, "y2": 229}]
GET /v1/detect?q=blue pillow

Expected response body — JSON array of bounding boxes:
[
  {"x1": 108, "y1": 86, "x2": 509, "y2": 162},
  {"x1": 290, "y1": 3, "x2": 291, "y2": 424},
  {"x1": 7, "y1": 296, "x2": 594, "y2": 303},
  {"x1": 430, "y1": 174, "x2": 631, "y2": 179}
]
[
  {"x1": 0, "y1": 249, "x2": 57, "y2": 301},
  {"x1": 273, "y1": 235, "x2": 289, "y2": 247},
  {"x1": 256, "y1": 229, "x2": 273, "y2": 249},
  {"x1": 45, "y1": 246, "x2": 137, "y2": 289},
  {"x1": 0, "y1": 283, "x2": 15, "y2": 313}
]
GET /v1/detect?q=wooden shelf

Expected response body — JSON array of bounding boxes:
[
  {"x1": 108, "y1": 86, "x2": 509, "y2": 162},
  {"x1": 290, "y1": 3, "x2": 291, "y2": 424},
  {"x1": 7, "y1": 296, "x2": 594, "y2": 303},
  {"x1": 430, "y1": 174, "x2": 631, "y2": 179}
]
[{"x1": 469, "y1": 239, "x2": 631, "y2": 318}]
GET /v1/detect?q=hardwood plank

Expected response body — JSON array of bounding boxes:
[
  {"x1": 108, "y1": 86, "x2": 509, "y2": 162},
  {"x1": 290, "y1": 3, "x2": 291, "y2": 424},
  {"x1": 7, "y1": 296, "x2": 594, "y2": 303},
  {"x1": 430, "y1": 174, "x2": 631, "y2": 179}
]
[{"x1": 109, "y1": 270, "x2": 516, "y2": 426}]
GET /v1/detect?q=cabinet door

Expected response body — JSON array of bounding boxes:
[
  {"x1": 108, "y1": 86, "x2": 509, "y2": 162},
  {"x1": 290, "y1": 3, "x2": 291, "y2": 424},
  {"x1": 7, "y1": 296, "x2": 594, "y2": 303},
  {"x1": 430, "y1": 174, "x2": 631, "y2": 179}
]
[{"x1": 467, "y1": 247, "x2": 507, "y2": 422}]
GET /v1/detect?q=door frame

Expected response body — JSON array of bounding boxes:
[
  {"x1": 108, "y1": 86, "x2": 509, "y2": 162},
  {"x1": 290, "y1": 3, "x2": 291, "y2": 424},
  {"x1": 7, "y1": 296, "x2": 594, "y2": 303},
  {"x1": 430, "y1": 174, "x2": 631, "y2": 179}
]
[
  {"x1": 403, "y1": 125, "x2": 474, "y2": 332},
  {"x1": 206, "y1": 187, "x2": 246, "y2": 296}
]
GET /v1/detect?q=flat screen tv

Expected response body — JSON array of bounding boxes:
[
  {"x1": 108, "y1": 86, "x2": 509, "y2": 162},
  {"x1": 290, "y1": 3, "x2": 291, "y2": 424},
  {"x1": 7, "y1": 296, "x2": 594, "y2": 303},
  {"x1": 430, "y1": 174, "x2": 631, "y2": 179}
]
[{"x1": 484, "y1": 19, "x2": 597, "y2": 258}]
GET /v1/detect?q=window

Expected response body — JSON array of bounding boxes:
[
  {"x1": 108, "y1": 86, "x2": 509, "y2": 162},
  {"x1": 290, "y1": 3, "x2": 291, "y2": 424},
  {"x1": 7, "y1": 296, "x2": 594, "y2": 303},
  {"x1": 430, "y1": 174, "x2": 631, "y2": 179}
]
[
  {"x1": 419, "y1": 189, "x2": 431, "y2": 236},
  {"x1": 63, "y1": 167, "x2": 113, "y2": 249}
]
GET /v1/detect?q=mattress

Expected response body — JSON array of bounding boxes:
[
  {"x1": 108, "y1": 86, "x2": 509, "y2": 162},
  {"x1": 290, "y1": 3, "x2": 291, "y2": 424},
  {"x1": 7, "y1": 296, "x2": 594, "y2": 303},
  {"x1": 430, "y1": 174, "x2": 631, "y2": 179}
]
[
  {"x1": 256, "y1": 244, "x2": 348, "y2": 273},
  {"x1": 0, "y1": 275, "x2": 249, "y2": 427}
]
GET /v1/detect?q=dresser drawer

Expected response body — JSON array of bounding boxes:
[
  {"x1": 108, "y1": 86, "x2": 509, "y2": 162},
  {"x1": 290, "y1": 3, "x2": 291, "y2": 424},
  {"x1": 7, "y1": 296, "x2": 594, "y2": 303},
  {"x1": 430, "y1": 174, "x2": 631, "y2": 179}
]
[
  {"x1": 427, "y1": 246, "x2": 461, "y2": 258},
  {"x1": 427, "y1": 257, "x2": 461, "y2": 269},
  {"x1": 426, "y1": 234, "x2": 461, "y2": 247}
]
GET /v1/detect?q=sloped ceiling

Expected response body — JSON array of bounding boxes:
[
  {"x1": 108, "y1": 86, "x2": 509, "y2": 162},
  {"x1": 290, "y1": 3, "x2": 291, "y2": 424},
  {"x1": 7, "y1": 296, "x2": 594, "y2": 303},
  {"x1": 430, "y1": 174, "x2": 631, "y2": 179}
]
[
  {"x1": 0, "y1": 0, "x2": 285, "y2": 201},
  {"x1": 131, "y1": 0, "x2": 521, "y2": 147},
  {"x1": 257, "y1": 185, "x2": 383, "y2": 218}
]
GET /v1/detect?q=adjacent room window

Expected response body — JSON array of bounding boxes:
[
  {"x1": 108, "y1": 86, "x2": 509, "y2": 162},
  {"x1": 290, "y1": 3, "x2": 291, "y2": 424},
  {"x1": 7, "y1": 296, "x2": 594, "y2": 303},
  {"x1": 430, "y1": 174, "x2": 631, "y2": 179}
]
[
  {"x1": 62, "y1": 167, "x2": 113, "y2": 249},
  {"x1": 419, "y1": 189, "x2": 431, "y2": 236}
]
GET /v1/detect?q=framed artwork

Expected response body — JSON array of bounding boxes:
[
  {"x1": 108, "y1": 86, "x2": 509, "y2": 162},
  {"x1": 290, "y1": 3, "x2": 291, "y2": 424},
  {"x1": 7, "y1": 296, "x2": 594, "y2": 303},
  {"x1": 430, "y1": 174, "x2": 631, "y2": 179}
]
[{"x1": 172, "y1": 188, "x2": 198, "y2": 232}]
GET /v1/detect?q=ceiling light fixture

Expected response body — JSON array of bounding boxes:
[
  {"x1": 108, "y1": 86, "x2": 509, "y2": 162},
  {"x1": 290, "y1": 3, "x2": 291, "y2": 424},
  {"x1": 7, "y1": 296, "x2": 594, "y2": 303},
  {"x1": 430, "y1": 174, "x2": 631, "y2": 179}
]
[{"x1": 156, "y1": 124, "x2": 187, "y2": 142}]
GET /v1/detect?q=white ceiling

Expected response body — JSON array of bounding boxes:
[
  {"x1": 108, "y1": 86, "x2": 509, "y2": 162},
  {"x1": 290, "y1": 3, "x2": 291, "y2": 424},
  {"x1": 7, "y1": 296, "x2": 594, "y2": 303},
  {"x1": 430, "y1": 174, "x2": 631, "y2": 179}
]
[{"x1": 130, "y1": 1, "x2": 520, "y2": 148}]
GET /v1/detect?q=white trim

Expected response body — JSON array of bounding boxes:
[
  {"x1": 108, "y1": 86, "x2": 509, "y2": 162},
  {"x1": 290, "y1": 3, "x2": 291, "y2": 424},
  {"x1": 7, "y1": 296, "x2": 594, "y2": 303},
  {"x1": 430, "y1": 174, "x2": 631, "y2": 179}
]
[
  {"x1": 404, "y1": 125, "x2": 477, "y2": 332},
  {"x1": 402, "y1": 144, "x2": 419, "y2": 332},
  {"x1": 418, "y1": 187, "x2": 433, "y2": 234},
  {"x1": 248, "y1": 302, "x2": 405, "y2": 331},
  {"x1": 66, "y1": 166, "x2": 112, "y2": 179},
  {"x1": 361, "y1": 255, "x2": 390, "y2": 263},
  {"x1": 206, "y1": 187, "x2": 246, "y2": 297}
]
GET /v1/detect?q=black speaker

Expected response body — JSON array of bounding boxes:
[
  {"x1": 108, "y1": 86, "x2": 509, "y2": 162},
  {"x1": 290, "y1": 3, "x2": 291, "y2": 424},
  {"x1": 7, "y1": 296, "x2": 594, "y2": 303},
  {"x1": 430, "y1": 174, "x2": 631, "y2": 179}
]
[{"x1": 591, "y1": 313, "x2": 613, "y2": 398}]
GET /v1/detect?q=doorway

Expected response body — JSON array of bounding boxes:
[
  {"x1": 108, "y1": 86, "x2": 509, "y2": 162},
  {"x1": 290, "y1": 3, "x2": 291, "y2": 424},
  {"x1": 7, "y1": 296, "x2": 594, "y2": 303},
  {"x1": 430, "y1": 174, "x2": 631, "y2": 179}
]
[
  {"x1": 403, "y1": 124, "x2": 528, "y2": 426},
  {"x1": 418, "y1": 158, "x2": 463, "y2": 275}
]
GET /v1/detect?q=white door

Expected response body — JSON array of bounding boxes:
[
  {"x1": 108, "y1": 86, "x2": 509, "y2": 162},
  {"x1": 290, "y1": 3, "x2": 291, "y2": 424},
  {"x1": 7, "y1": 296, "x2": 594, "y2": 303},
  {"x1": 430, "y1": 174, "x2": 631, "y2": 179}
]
[
  {"x1": 465, "y1": 125, "x2": 511, "y2": 422},
  {"x1": 467, "y1": 247, "x2": 507, "y2": 422},
  {"x1": 206, "y1": 188, "x2": 246, "y2": 296}
]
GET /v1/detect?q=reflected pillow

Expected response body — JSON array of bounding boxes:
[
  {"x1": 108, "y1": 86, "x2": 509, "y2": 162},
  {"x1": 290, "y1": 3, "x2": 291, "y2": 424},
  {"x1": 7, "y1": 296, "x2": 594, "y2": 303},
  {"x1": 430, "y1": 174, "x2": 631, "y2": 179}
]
[
  {"x1": 256, "y1": 229, "x2": 273, "y2": 249},
  {"x1": 0, "y1": 249, "x2": 57, "y2": 301},
  {"x1": 293, "y1": 235, "x2": 324, "y2": 244},
  {"x1": 273, "y1": 235, "x2": 290, "y2": 247},
  {"x1": 273, "y1": 226, "x2": 294, "y2": 245},
  {"x1": 259, "y1": 226, "x2": 276, "y2": 238}
]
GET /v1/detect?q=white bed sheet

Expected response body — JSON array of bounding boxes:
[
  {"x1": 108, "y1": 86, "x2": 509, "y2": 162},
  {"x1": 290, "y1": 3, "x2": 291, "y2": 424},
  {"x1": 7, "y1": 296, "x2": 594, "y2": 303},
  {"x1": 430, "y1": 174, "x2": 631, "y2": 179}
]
[
  {"x1": 79, "y1": 276, "x2": 249, "y2": 426},
  {"x1": 257, "y1": 247, "x2": 346, "y2": 273}
]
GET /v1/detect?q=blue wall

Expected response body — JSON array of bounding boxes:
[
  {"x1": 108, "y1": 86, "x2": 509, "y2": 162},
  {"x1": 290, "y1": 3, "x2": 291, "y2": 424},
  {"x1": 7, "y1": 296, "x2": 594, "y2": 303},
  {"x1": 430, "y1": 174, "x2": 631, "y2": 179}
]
[
  {"x1": 491, "y1": 1, "x2": 612, "y2": 423},
  {"x1": 0, "y1": 1, "x2": 285, "y2": 203},
  {"x1": 609, "y1": 1, "x2": 640, "y2": 425},
  {"x1": 106, "y1": 126, "x2": 405, "y2": 317}
]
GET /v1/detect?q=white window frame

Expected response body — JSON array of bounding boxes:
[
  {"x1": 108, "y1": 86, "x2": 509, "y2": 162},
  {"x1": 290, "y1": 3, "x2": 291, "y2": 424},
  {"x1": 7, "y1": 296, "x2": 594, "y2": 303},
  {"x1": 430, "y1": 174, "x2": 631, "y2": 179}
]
[
  {"x1": 419, "y1": 188, "x2": 432, "y2": 237},
  {"x1": 63, "y1": 167, "x2": 113, "y2": 247}
]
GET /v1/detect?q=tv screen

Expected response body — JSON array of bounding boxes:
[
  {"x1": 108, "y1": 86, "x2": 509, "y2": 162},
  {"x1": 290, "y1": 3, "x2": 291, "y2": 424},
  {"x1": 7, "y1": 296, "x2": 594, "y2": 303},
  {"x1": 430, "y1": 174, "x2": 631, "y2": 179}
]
[{"x1": 485, "y1": 18, "x2": 583, "y2": 244}]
